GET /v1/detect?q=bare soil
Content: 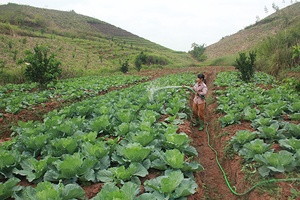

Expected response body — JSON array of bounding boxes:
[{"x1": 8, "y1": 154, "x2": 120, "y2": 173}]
[{"x1": 1, "y1": 66, "x2": 299, "y2": 199}]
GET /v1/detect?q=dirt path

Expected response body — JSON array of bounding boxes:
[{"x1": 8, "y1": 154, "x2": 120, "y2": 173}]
[
  {"x1": 186, "y1": 67, "x2": 238, "y2": 200},
  {"x1": 187, "y1": 67, "x2": 300, "y2": 200}
]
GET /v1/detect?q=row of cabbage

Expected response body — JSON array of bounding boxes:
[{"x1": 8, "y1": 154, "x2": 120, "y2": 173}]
[
  {"x1": 215, "y1": 71, "x2": 300, "y2": 177},
  {"x1": 0, "y1": 75, "x2": 149, "y2": 114},
  {"x1": 0, "y1": 73, "x2": 202, "y2": 200}
]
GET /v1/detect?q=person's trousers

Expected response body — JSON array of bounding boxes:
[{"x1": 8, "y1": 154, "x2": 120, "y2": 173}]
[{"x1": 192, "y1": 102, "x2": 205, "y2": 121}]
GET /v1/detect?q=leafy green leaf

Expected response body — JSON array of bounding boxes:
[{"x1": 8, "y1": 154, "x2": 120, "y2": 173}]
[
  {"x1": 279, "y1": 137, "x2": 300, "y2": 152},
  {"x1": 92, "y1": 182, "x2": 139, "y2": 200},
  {"x1": 130, "y1": 131, "x2": 155, "y2": 146},
  {"x1": 13, "y1": 157, "x2": 48, "y2": 182},
  {"x1": 122, "y1": 143, "x2": 152, "y2": 162},
  {"x1": 230, "y1": 130, "x2": 258, "y2": 151},
  {"x1": 61, "y1": 183, "x2": 86, "y2": 200},
  {"x1": 258, "y1": 123, "x2": 284, "y2": 141},
  {"x1": 242, "y1": 106, "x2": 258, "y2": 121},
  {"x1": 251, "y1": 117, "x2": 275, "y2": 129},
  {"x1": 286, "y1": 123, "x2": 300, "y2": 137},
  {"x1": 254, "y1": 150, "x2": 296, "y2": 176},
  {"x1": 144, "y1": 170, "x2": 187, "y2": 197},
  {"x1": 174, "y1": 178, "x2": 198, "y2": 198},
  {"x1": 219, "y1": 113, "x2": 240, "y2": 127},
  {"x1": 48, "y1": 137, "x2": 78, "y2": 156},
  {"x1": 0, "y1": 178, "x2": 21, "y2": 200},
  {"x1": 35, "y1": 182, "x2": 60, "y2": 200},
  {"x1": 164, "y1": 132, "x2": 189, "y2": 149},
  {"x1": 115, "y1": 122, "x2": 130, "y2": 136},
  {"x1": 81, "y1": 141, "x2": 109, "y2": 159},
  {"x1": 0, "y1": 149, "x2": 20, "y2": 170},
  {"x1": 290, "y1": 113, "x2": 300, "y2": 121},
  {"x1": 54, "y1": 153, "x2": 84, "y2": 179},
  {"x1": 89, "y1": 115, "x2": 110, "y2": 132},
  {"x1": 116, "y1": 109, "x2": 136, "y2": 123},
  {"x1": 238, "y1": 139, "x2": 272, "y2": 161},
  {"x1": 164, "y1": 149, "x2": 184, "y2": 169}
]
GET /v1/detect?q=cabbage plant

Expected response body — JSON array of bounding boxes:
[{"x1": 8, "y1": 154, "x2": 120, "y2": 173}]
[
  {"x1": 230, "y1": 130, "x2": 258, "y2": 151},
  {"x1": 254, "y1": 150, "x2": 297, "y2": 177},
  {"x1": 144, "y1": 170, "x2": 198, "y2": 199},
  {"x1": 238, "y1": 139, "x2": 272, "y2": 161}
]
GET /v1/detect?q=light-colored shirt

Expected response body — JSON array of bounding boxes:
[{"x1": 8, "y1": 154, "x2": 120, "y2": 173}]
[{"x1": 193, "y1": 82, "x2": 208, "y2": 104}]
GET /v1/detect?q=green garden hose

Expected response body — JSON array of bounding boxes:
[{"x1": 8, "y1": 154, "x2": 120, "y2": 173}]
[
  {"x1": 204, "y1": 122, "x2": 300, "y2": 196},
  {"x1": 182, "y1": 86, "x2": 197, "y2": 95},
  {"x1": 159, "y1": 86, "x2": 300, "y2": 196}
]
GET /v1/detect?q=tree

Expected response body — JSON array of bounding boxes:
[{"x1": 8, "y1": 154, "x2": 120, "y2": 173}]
[
  {"x1": 120, "y1": 59, "x2": 129, "y2": 73},
  {"x1": 189, "y1": 43, "x2": 207, "y2": 61},
  {"x1": 134, "y1": 52, "x2": 146, "y2": 71},
  {"x1": 23, "y1": 44, "x2": 62, "y2": 88},
  {"x1": 234, "y1": 51, "x2": 256, "y2": 82}
]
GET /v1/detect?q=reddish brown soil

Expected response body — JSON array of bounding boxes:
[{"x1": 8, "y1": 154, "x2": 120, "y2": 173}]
[{"x1": 1, "y1": 66, "x2": 299, "y2": 199}]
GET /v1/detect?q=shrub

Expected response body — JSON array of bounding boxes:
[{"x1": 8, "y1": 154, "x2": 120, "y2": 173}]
[
  {"x1": 234, "y1": 51, "x2": 256, "y2": 82},
  {"x1": 120, "y1": 59, "x2": 129, "y2": 73},
  {"x1": 134, "y1": 52, "x2": 169, "y2": 71},
  {"x1": 23, "y1": 44, "x2": 62, "y2": 88},
  {"x1": 0, "y1": 59, "x2": 6, "y2": 73},
  {"x1": 188, "y1": 43, "x2": 207, "y2": 61},
  {"x1": 292, "y1": 45, "x2": 300, "y2": 66},
  {"x1": 134, "y1": 52, "x2": 146, "y2": 71}
]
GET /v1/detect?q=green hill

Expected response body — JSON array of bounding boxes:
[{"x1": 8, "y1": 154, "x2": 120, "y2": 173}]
[
  {"x1": 0, "y1": 3, "x2": 196, "y2": 84},
  {"x1": 205, "y1": 2, "x2": 300, "y2": 73},
  {"x1": 1, "y1": 2, "x2": 299, "y2": 83}
]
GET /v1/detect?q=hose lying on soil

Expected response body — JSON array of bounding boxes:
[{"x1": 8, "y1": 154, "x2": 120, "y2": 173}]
[{"x1": 204, "y1": 122, "x2": 300, "y2": 196}]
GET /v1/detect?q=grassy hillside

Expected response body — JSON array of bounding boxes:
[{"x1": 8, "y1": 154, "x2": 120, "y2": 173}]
[
  {"x1": 204, "y1": 2, "x2": 300, "y2": 67},
  {"x1": 1, "y1": 2, "x2": 299, "y2": 84},
  {"x1": 0, "y1": 3, "x2": 196, "y2": 84}
]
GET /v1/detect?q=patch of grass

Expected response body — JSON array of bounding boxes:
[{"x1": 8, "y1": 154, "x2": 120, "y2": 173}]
[
  {"x1": 206, "y1": 55, "x2": 236, "y2": 66},
  {"x1": 224, "y1": 142, "x2": 235, "y2": 160}
]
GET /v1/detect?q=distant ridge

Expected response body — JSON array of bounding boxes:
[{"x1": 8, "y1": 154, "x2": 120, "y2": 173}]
[
  {"x1": 205, "y1": 2, "x2": 300, "y2": 60},
  {"x1": 0, "y1": 3, "x2": 164, "y2": 48},
  {"x1": 0, "y1": 3, "x2": 195, "y2": 83}
]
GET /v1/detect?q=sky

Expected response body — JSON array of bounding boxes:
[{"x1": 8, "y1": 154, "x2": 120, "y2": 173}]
[{"x1": 0, "y1": 0, "x2": 295, "y2": 51}]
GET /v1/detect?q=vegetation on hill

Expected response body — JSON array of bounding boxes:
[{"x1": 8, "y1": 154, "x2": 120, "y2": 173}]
[
  {"x1": 0, "y1": 2, "x2": 299, "y2": 85},
  {"x1": 0, "y1": 3, "x2": 196, "y2": 84},
  {"x1": 205, "y1": 2, "x2": 300, "y2": 79}
]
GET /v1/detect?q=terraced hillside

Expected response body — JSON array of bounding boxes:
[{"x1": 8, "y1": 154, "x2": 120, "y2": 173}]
[{"x1": 0, "y1": 3, "x2": 196, "y2": 83}]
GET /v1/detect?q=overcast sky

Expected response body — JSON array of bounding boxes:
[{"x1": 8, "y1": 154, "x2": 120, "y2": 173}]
[{"x1": 1, "y1": 0, "x2": 294, "y2": 51}]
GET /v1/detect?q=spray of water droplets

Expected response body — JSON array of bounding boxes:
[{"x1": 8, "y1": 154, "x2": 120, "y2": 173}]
[{"x1": 147, "y1": 85, "x2": 185, "y2": 101}]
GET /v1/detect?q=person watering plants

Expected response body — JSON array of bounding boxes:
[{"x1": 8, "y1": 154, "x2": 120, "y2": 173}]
[{"x1": 192, "y1": 73, "x2": 208, "y2": 131}]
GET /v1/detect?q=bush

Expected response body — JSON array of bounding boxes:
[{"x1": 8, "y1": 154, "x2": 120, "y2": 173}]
[
  {"x1": 134, "y1": 52, "x2": 169, "y2": 71},
  {"x1": 134, "y1": 52, "x2": 146, "y2": 71},
  {"x1": 256, "y1": 23, "x2": 300, "y2": 75},
  {"x1": 23, "y1": 44, "x2": 62, "y2": 88},
  {"x1": 234, "y1": 51, "x2": 256, "y2": 82},
  {"x1": 0, "y1": 59, "x2": 6, "y2": 73},
  {"x1": 120, "y1": 59, "x2": 129, "y2": 73},
  {"x1": 188, "y1": 43, "x2": 207, "y2": 61}
]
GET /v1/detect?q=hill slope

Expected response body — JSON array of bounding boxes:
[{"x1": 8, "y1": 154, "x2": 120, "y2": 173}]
[
  {"x1": 0, "y1": 3, "x2": 163, "y2": 48},
  {"x1": 205, "y1": 2, "x2": 300, "y2": 60},
  {"x1": 0, "y1": 3, "x2": 195, "y2": 83}
]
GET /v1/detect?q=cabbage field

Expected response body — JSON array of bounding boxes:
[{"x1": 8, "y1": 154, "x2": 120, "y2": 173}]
[
  {"x1": 1, "y1": 68, "x2": 300, "y2": 199},
  {"x1": 0, "y1": 72, "x2": 204, "y2": 199}
]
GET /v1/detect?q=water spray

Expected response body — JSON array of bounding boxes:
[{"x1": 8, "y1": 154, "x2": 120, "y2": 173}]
[{"x1": 148, "y1": 85, "x2": 196, "y2": 101}]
